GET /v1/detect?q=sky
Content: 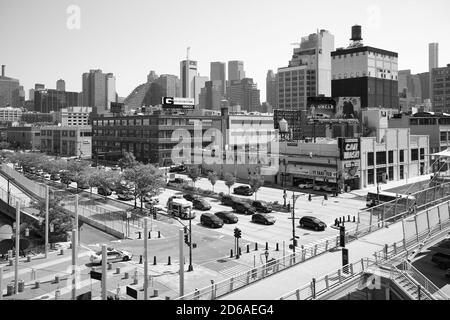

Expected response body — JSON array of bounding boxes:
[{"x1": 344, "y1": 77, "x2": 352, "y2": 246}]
[{"x1": 1, "y1": 0, "x2": 449, "y2": 101}]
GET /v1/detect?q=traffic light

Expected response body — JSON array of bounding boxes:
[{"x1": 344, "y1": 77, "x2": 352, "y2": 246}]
[
  {"x1": 234, "y1": 228, "x2": 241, "y2": 239},
  {"x1": 184, "y1": 227, "x2": 190, "y2": 245}
]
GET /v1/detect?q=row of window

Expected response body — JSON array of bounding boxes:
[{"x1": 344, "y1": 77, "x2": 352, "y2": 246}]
[
  {"x1": 366, "y1": 148, "x2": 425, "y2": 166},
  {"x1": 333, "y1": 51, "x2": 396, "y2": 59}
]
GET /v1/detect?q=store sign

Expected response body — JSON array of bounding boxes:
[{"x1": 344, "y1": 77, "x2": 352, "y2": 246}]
[
  {"x1": 162, "y1": 97, "x2": 195, "y2": 109},
  {"x1": 339, "y1": 138, "x2": 360, "y2": 160}
]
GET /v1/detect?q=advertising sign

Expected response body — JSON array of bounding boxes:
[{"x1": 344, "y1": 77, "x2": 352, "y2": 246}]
[
  {"x1": 110, "y1": 102, "x2": 125, "y2": 114},
  {"x1": 307, "y1": 97, "x2": 336, "y2": 119},
  {"x1": 339, "y1": 138, "x2": 360, "y2": 161},
  {"x1": 335, "y1": 97, "x2": 361, "y2": 119},
  {"x1": 162, "y1": 97, "x2": 195, "y2": 109}
]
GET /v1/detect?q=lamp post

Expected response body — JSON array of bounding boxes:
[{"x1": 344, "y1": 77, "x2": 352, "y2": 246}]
[
  {"x1": 289, "y1": 192, "x2": 301, "y2": 253},
  {"x1": 7, "y1": 177, "x2": 15, "y2": 206},
  {"x1": 188, "y1": 207, "x2": 193, "y2": 272}
]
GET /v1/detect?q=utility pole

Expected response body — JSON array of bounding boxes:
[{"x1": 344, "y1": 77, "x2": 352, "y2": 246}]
[
  {"x1": 71, "y1": 229, "x2": 77, "y2": 300},
  {"x1": 75, "y1": 194, "x2": 79, "y2": 245},
  {"x1": 14, "y1": 201, "x2": 20, "y2": 295},
  {"x1": 101, "y1": 244, "x2": 107, "y2": 300},
  {"x1": 144, "y1": 217, "x2": 149, "y2": 300},
  {"x1": 45, "y1": 185, "x2": 49, "y2": 259},
  {"x1": 289, "y1": 193, "x2": 300, "y2": 253},
  {"x1": 179, "y1": 229, "x2": 184, "y2": 298},
  {"x1": 188, "y1": 208, "x2": 193, "y2": 272}
]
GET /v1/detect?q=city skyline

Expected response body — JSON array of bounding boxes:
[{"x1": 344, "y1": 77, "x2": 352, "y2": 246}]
[{"x1": 1, "y1": 0, "x2": 449, "y2": 101}]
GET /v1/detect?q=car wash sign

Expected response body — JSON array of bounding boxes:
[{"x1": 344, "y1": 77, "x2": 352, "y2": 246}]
[
  {"x1": 339, "y1": 138, "x2": 360, "y2": 161},
  {"x1": 162, "y1": 97, "x2": 195, "y2": 109}
]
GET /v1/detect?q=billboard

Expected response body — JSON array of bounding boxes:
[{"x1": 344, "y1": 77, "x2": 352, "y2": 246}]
[
  {"x1": 307, "y1": 97, "x2": 336, "y2": 119},
  {"x1": 335, "y1": 97, "x2": 361, "y2": 119},
  {"x1": 339, "y1": 138, "x2": 360, "y2": 161},
  {"x1": 110, "y1": 102, "x2": 125, "y2": 114},
  {"x1": 162, "y1": 97, "x2": 195, "y2": 109}
]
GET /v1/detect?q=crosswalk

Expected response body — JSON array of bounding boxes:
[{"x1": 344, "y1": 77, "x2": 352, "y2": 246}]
[{"x1": 218, "y1": 263, "x2": 253, "y2": 278}]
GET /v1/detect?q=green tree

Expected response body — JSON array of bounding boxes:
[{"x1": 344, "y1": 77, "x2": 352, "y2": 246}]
[
  {"x1": 186, "y1": 165, "x2": 201, "y2": 187},
  {"x1": 249, "y1": 174, "x2": 264, "y2": 200},
  {"x1": 122, "y1": 164, "x2": 166, "y2": 210},
  {"x1": 207, "y1": 171, "x2": 218, "y2": 192},
  {"x1": 28, "y1": 194, "x2": 73, "y2": 243},
  {"x1": 118, "y1": 152, "x2": 139, "y2": 171},
  {"x1": 95, "y1": 170, "x2": 121, "y2": 199},
  {"x1": 224, "y1": 172, "x2": 236, "y2": 195},
  {"x1": 0, "y1": 141, "x2": 11, "y2": 150}
]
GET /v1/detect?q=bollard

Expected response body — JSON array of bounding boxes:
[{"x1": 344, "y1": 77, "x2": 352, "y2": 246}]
[
  {"x1": 153, "y1": 289, "x2": 159, "y2": 297},
  {"x1": 148, "y1": 232, "x2": 151, "y2": 239},
  {"x1": 124, "y1": 272, "x2": 129, "y2": 279},
  {"x1": 276, "y1": 243, "x2": 279, "y2": 251},
  {"x1": 158, "y1": 231, "x2": 161, "y2": 238},
  {"x1": 8, "y1": 259, "x2": 13, "y2": 266},
  {"x1": 247, "y1": 244, "x2": 250, "y2": 253},
  {"x1": 348, "y1": 215, "x2": 350, "y2": 222},
  {"x1": 116, "y1": 267, "x2": 121, "y2": 274},
  {"x1": 31, "y1": 269, "x2": 36, "y2": 281},
  {"x1": 139, "y1": 255, "x2": 143, "y2": 264},
  {"x1": 168, "y1": 256, "x2": 171, "y2": 266},
  {"x1": 238, "y1": 247, "x2": 242, "y2": 256},
  {"x1": 339, "y1": 217, "x2": 342, "y2": 223},
  {"x1": 137, "y1": 231, "x2": 142, "y2": 239},
  {"x1": 230, "y1": 249, "x2": 233, "y2": 258},
  {"x1": 353, "y1": 216, "x2": 356, "y2": 222},
  {"x1": 69, "y1": 243, "x2": 72, "y2": 249},
  {"x1": 108, "y1": 263, "x2": 112, "y2": 270},
  {"x1": 18, "y1": 280, "x2": 24, "y2": 293},
  {"x1": 265, "y1": 242, "x2": 269, "y2": 250},
  {"x1": 27, "y1": 256, "x2": 31, "y2": 263},
  {"x1": 60, "y1": 249, "x2": 64, "y2": 255},
  {"x1": 54, "y1": 275, "x2": 60, "y2": 284},
  {"x1": 153, "y1": 256, "x2": 157, "y2": 265},
  {"x1": 7, "y1": 283, "x2": 14, "y2": 296},
  {"x1": 342, "y1": 216, "x2": 345, "y2": 223},
  {"x1": 255, "y1": 243, "x2": 258, "y2": 251},
  {"x1": 308, "y1": 194, "x2": 312, "y2": 201},
  {"x1": 35, "y1": 281, "x2": 40, "y2": 289},
  {"x1": 165, "y1": 296, "x2": 170, "y2": 300},
  {"x1": 55, "y1": 289, "x2": 61, "y2": 300}
]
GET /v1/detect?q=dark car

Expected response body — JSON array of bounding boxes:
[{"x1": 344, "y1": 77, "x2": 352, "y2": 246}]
[
  {"x1": 200, "y1": 213, "x2": 224, "y2": 228},
  {"x1": 252, "y1": 201, "x2": 272, "y2": 213},
  {"x1": 233, "y1": 186, "x2": 254, "y2": 196},
  {"x1": 431, "y1": 253, "x2": 450, "y2": 269},
  {"x1": 169, "y1": 164, "x2": 186, "y2": 173},
  {"x1": 221, "y1": 195, "x2": 236, "y2": 207},
  {"x1": 192, "y1": 198, "x2": 211, "y2": 211},
  {"x1": 252, "y1": 213, "x2": 276, "y2": 225},
  {"x1": 50, "y1": 173, "x2": 60, "y2": 181},
  {"x1": 97, "y1": 186, "x2": 112, "y2": 196},
  {"x1": 299, "y1": 216, "x2": 327, "y2": 231},
  {"x1": 232, "y1": 201, "x2": 256, "y2": 215},
  {"x1": 77, "y1": 181, "x2": 90, "y2": 189},
  {"x1": 183, "y1": 194, "x2": 199, "y2": 202},
  {"x1": 214, "y1": 211, "x2": 238, "y2": 224},
  {"x1": 117, "y1": 192, "x2": 134, "y2": 201}
]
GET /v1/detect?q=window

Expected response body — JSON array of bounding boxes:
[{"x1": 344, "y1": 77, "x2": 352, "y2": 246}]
[
  {"x1": 411, "y1": 149, "x2": 419, "y2": 161},
  {"x1": 368, "y1": 169, "x2": 374, "y2": 185},
  {"x1": 400, "y1": 165, "x2": 404, "y2": 180},
  {"x1": 69, "y1": 131, "x2": 75, "y2": 137},
  {"x1": 367, "y1": 152, "x2": 374, "y2": 166},
  {"x1": 376, "y1": 151, "x2": 386, "y2": 165},
  {"x1": 420, "y1": 148, "x2": 425, "y2": 160},
  {"x1": 400, "y1": 150, "x2": 404, "y2": 163},
  {"x1": 388, "y1": 151, "x2": 394, "y2": 164},
  {"x1": 388, "y1": 167, "x2": 394, "y2": 181},
  {"x1": 440, "y1": 131, "x2": 447, "y2": 142}
]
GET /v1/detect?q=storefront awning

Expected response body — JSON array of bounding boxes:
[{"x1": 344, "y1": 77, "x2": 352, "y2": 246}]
[{"x1": 432, "y1": 149, "x2": 450, "y2": 158}]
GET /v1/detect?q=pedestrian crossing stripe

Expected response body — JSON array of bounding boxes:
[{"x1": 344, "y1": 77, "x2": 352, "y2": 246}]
[{"x1": 219, "y1": 264, "x2": 253, "y2": 278}]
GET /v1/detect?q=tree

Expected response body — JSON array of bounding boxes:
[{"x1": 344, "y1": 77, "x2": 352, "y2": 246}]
[
  {"x1": 28, "y1": 193, "x2": 73, "y2": 243},
  {"x1": 0, "y1": 141, "x2": 11, "y2": 150},
  {"x1": 118, "y1": 152, "x2": 139, "y2": 171},
  {"x1": 122, "y1": 164, "x2": 166, "y2": 210},
  {"x1": 207, "y1": 171, "x2": 218, "y2": 192},
  {"x1": 224, "y1": 173, "x2": 236, "y2": 195},
  {"x1": 186, "y1": 165, "x2": 201, "y2": 187},
  {"x1": 67, "y1": 160, "x2": 90, "y2": 191},
  {"x1": 249, "y1": 174, "x2": 264, "y2": 200},
  {"x1": 95, "y1": 170, "x2": 121, "y2": 199}
]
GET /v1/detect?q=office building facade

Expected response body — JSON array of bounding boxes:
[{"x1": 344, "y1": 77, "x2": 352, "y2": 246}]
[
  {"x1": 40, "y1": 125, "x2": 92, "y2": 158},
  {"x1": 34, "y1": 89, "x2": 81, "y2": 113},
  {"x1": 0, "y1": 106, "x2": 22, "y2": 123},
  {"x1": 266, "y1": 70, "x2": 277, "y2": 108},
  {"x1": 0, "y1": 65, "x2": 21, "y2": 108},
  {"x1": 180, "y1": 60, "x2": 198, "y2": 99},
  {"x1": 227, "y1": 78, "x2": 261, "y2": 112},
  {"x1": 228, "y1": 61, "x2": 245, "y2": 82},
  {"x1": 82, "y1": 69, "x2": 116, "y2": 111},
  {"x1": 210, "y1": 62, "x2": 226, "y2": 95},
  {"x1": 56, "y1": 79, "x2": 66, "y2": 91},
  {"x1": 55, "y1": 106, "x2": 92, "y2": 126},
  {"x1": 431, "y1": 64, "x2": 450, "y2": 113}
]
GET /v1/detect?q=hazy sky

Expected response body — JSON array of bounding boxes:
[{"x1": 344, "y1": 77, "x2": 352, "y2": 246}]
[{"x1": 1, "y1": 0, "x2": 449, "y2": 101}]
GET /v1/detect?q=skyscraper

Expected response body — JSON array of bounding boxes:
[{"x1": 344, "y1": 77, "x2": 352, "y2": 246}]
[
  {"x1": 227, "y1": 78, "x2": 260, "y2": 112},
  {"x1": 199, "y1": 80, "x2": 223, "y2": 110},
  {"x1": 210, "y1": 62, "x2": 226, "y2": 95},
  {"x1": 193, "y1": 75, "x2": 209, "y2": 106},
  {"x1": 266, "y1": 70, "x2": 277, "y2": 108},
  {"x1": 56, "y1": 79, "x2": 65, "y2": 91},
  {"x1": 0, "y1": 65, "x2": 21, "y2": 108},
  {"x1": 82, "y1": 69, "x2": 116, "y2": 110},
  {"x1": 228, "y1": 61, "x2": 245, "y2": 82},
  {"x1": 431, "y1": 64, "x2": 450, "y2": 113},
  {"x1": 155, "y1": 74, "x2": 181, "y2": 97},
  {"x1": 180, "y1": 60, "x2": 198, "y2": 98},
  {"x1": 429, "y1": 43, "x2": 439, "y2": 109}
]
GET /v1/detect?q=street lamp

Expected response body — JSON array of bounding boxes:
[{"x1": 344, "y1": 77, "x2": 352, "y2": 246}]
[
  {"x1": 7, "y1": 177, "x2": 15, "y2": 206},
  {"x1": 187, "y1": 207, "x2": 193, "y2": 272},
  {"x1": 289, "y1": 192, "x2": 301, "y2": 253}
]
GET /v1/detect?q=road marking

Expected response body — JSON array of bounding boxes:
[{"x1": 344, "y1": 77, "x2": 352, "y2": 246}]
[{"x1": 219, "y1": 263, "x2": 253, "y2": 278}]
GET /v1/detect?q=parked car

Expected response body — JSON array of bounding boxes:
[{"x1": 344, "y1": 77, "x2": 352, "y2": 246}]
[
  {"x1": 313, "y1": 185, "x2": 323, "y2": 191},
  {"x1": 299, "y1": 216, "x2": 327, "y2": 231},
  {"x1": 233, "y1": 185, "x2": 254, "y2": 196},
  {"x1": 431, "y1": 253, "x2": 450, "y2": 269},
  {"x1": 36, "y1": 169, "x2": 44, "y2": 177},
  {"x1": 298, "y1": 183, "x2": 313, "y2": 189},
  {"x1": 169, "y1": 164, "x2": 186, "y2": 173},
  {"x1": 90, "y1": 247, "x2": 132, "y2": 264},
  {"x1": 77, "y1": 181, "x2": 89, "y2": 189},
  {"x1": 192, "y1": 198, "x2": 211, "y2": 211},
  {"x1": 166, "y1": 195, "x2": 183, "y2": 207},
  {"x1": 221, "y1": 195, "x2": 236, "y2": 207},
  {"x1": 252, "y1": 200, "x2": 272, "y2": 213},
  {"x1": 50, "y1": 173, "x2": 61, "y2": 181},
  {"x1": 214, "y1": 211, "x2": 238, "y2": 224},
  {"x1": 117, "y1": 192, "x2": 134, "y2": 201},
  {"x1": 143, "y1": 194, "x2": 159, "y2": 205},
  {"x1": 200, "y1": 213, "x2": 224, "y2": 228},
  {"x1": 232, "y1": 201, "x2": 256, "y2": 215},
  {"x1": 322, "y1": 185, "x2": 333, "y2": 192},
  {"x1": 43, "y1": 173, "x2": 51, "y2": 180},
  {"x1": 97, "y1": 186, "x2": 112, "y2": 196},
  {"x1": 183, "y1": 194, "x2": 199, "y2": 202},
  {"x1": 252, "y1": 213, "x2": 276, "y2": 225}
]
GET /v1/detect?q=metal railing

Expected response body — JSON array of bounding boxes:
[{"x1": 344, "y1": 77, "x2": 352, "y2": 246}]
[{"x1": 389, "y1": 264, "x2": 426, "y2": 300}]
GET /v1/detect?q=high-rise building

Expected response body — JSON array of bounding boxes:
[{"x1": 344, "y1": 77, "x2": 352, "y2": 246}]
[
  {"x1": 431, "y1": 64, "x2": 450, "y2": 113},
  {"x1": 0, "y1": 65, "x2": 21, "y2": 108},
  {"x1": 331, "y1": 25, "x2": 398, "y2": 109},
  {"x1": 155, "y1": 74, "x2": 181, "y2": 97},
  {"x1": 277, "y1": 65, "x2": 308, "y2": 110},
  {"x1": 398, "y1": 70, "x2": 423, "y2": 112},
  {"x1": 266, "y1": 70, "x2": 277, "y2": 107},
  {"x1": 227, "y1": 78, "x2": 260, "y2": 112},
  {"x1": 193, "y1": 75, "x2": 209, "y2": 106},
  {"x1": 228, "y1": 61, "x2": 245, "y2": 82},
  {"x1": 180, "y1": 60, "x2": 198, "y2": 98},
  {"x1": 199, "y1": 80, "x2": 223, "y2": 110},
  {"x1": 210, "y1": 62, "x2": 226, "y2": 95},
  {"x1": 28, "y1": 89, "x2": 35, "y2": 101},
  {"x1": 147, "y1": 71, "x2": 158, "y2": 83},
  {"x1": 34, "y1": 89, "x2": 81, "y2": 113},
  {"x1": 429, "y1": 43, "x2": 439, "y2": 109},
  {"x1": 56, "y1": 79, "x2": 66, "y2": 91},
  {"x1": 35, "y1": 83, "x2": 45, "y2": 90},
  {"x1": 82, "y1": 69, "x2": 117, "y2": 111}
]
